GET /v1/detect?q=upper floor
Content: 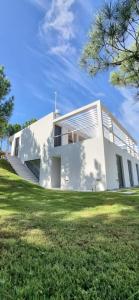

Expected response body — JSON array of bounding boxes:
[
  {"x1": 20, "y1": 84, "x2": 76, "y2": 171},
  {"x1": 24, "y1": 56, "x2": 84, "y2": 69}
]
[
  {"x1": 53, "y1": 101, "x2": 139, "y2": 160},
  {"x1": 10, "y1": 100, "x2": 139, "y2": 161}
]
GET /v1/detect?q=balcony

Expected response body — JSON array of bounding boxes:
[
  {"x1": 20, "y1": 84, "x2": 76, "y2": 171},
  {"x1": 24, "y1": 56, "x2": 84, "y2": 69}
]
[
  {"x1": 53, "y1": 102, "x2": 99, "y2": 147},
  {"x1": 102, "y1": 105, "x2": 139, "y2": 159},
  {"x1": 53, "y1": 100, "x2": 139, "y2": 159}
]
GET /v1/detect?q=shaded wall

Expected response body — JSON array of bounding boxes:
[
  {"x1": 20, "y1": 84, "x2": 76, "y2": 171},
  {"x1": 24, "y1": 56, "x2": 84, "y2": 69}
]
[
  {"x1": 51, "y1": 136, "x2": 107, "y2": 191},
  {"x1": 10, "y1": 113, "x2": 54, "y2": 188},
  {"x1": 104, "y1": 138, "x2": 139, "y2": 189}
]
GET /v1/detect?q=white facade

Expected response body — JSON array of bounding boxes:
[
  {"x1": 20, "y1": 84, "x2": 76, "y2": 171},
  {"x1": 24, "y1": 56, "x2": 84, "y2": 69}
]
[{"x1": 10, "y1": 101, "x2": 139, "y2": 191}]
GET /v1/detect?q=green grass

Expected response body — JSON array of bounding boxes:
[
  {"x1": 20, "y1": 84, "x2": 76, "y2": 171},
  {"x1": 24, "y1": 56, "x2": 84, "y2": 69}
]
[
  {"x1": 0, "y1": 158, "x2": 16, "y2": 174},
  {"x1": 0, "y1": 161, "x2": 139, "y2": 299}
]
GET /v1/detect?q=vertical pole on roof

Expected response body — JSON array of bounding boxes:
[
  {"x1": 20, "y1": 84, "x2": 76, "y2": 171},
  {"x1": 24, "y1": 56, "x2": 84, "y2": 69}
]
[{"x1": 54, "y1": 91, "x2": 57, "y2": 113}]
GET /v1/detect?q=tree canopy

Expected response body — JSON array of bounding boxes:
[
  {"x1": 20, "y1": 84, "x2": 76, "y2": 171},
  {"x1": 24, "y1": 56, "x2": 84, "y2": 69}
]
[
  {"x1": 22, "y1": 118, "x2": 37, "y2": 129},
  {"x1": 81, "y1": 0, "x2": 139, "y2": 95},
  {"x1": 5, "y1": 124, "x2": 22, "y2": 137},
  {"x1": 4, "y1": 119, "x2": 37, "y2": 138},
  {"x1": 0, "y1": 66, "x2": 14, "y2": 134},
  {"x1": 0, "y1": 119, "x2": 37, "y2": 150}
]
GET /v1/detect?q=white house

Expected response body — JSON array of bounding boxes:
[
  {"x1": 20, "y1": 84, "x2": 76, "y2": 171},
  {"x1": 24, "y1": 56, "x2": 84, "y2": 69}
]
[{"x1": 9, "y1": 100, "x2": 139, "y2": 191}]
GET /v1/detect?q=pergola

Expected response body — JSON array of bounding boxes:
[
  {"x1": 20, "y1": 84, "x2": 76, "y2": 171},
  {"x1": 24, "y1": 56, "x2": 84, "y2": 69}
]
[{"x1": 53, "y1": 100, "x2": 139, "y2": 159}]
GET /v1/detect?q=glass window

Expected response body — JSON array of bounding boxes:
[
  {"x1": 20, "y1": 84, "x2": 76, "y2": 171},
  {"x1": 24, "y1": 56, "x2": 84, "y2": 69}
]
[
  {"x1": 127, "y1": 160, "x2": 134, "y2": 187},
  {"x1": 54, "y1": 126, "x2": 61, "y2": 147},
  {"x1": 136, "y1": 164, "x2": 139, "y2": 184},
  {"x1": 68, "y1": 132, "x2": 78, "y2": 144}
]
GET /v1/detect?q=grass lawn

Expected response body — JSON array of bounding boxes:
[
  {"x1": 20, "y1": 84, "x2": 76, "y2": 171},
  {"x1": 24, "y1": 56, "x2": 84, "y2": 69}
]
[{"x1": 0, "y1": 160, "x2": 139, "y2": 299}]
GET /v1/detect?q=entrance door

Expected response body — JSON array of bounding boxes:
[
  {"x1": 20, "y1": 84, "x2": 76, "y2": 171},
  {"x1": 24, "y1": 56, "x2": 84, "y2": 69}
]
[
  {"x1": 116, "y1": 155, "x2": 125, "y2": 188},
  {"x1": 127, "y1": 160, "x2": 134, "y2": 187},
  {"x1": 14, "y1": 137, "x2": 19, "y2": 156}
]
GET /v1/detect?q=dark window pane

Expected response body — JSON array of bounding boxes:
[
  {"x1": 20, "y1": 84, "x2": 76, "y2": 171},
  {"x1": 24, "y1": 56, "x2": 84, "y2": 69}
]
[
  {"x1": 127, "y1": 160, "x2": 134, "y2": 187},
  {"x1": 25, "y1": 159, "x2": 40, "y2": 180},
  {"x1": 54, "y1": 126, "x2": 61, "y2": 147},
  {"x1": 15, "y1": 137, "x2": 19, "y2": 156},
  {"x1": 116, "y1": 155, "x2": 125, "y2": 188},
  {"x1": 136, "y1": 164, "x2": 139, "y2": 184}
]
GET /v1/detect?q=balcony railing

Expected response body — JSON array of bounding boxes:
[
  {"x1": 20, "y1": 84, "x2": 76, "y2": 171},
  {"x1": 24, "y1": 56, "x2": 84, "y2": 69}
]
[{"x1": 102, "y1": 108, "x2": 139, "y2": 159}]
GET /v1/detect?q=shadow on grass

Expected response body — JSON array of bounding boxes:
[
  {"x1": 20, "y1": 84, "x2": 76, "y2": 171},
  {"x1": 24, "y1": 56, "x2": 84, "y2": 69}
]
[{"x1": 0, "y1": 170, "x2": 139, "y2": 299}]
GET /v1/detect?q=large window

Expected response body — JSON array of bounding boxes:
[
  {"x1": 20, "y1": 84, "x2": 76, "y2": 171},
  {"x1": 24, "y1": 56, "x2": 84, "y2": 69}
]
[
  {"x1": 116, "y1": 155, "x2": 125, "y2": 188},
  {"x1": 14, "y1": 137, "x2": 20, "y2": 156},
  {"x1": 127, "y1": 160, "x2": 134, "y2": 187},
  {"x1": 54, "y1": 125, "x2": 61, "y2": 147},
  {"x1": 68, "y1": 132, "x2": 77, "y2": 144},
  {"x1": 68, "y1": 132, "x2": 85, "y2": 144},
  {"x1": 136, "y1": 164, "x2": 139, "y2": 184}
]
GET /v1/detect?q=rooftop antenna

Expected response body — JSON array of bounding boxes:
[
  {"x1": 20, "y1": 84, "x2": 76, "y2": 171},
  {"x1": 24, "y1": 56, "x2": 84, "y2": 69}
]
[
  {"x1": 54, "y1": 91, "x2": 59, "y2": 114},
  {"x1": 54, "y1": 91, "x2": 57, "y2": 112}
]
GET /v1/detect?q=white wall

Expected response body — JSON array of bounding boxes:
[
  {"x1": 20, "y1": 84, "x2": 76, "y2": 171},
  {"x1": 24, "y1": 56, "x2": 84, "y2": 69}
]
[
  {"x1": 51, "y1": 157, "x2": 61, "y2": 188},
  {"x1": 104, "y1": 138, "x2": 139, "y2": 190},
  {"x1": 51, "y1": 134, "x2": 107, "y2": 191},
  {"x1": 11, "y1": 113, "x2": 54, "y2": 160},
  {"x1": 10, "y1": 103, "x2": 139, "y2": 192},
  {"x1": 10, "y1": 102, "x2": 108, "y2": 191},
  {"x1": 11, "y1": 113, "x2": 54, "y2": 188},
  {"x1": 10, "y1": 101, "x2": 107, "y2": 191}
]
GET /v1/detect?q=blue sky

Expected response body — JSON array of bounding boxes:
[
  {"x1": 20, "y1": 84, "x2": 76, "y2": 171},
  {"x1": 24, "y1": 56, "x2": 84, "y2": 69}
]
[{"x1": 0, "y1": 0, "x2": 139, "y2": 142}]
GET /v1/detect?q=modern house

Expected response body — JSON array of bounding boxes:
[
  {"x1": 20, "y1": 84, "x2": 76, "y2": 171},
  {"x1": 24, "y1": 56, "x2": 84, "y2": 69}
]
[{"x1": 9, "y1": 100, "x2": 139, "y2": 191}]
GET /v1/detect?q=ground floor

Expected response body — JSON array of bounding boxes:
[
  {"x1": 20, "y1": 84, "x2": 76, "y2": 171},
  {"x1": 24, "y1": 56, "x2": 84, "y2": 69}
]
[{"x1": 22, "y1": 138, "x2": 139, "y2": 191}]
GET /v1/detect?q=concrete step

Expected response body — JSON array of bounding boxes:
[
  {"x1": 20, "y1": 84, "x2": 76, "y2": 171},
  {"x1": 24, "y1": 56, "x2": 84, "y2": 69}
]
[{"x1": 6, "y1": 154, "x2": 39, "y2": 184}]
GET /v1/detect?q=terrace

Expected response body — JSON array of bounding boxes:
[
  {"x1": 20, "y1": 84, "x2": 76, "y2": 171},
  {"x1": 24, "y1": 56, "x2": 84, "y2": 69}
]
[{"x1": 53, "y1": 101, "x2": 139, "y2": 159}]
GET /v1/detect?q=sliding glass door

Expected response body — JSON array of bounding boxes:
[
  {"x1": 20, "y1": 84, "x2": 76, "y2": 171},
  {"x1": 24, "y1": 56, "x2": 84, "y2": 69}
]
[
  {"x1": 116, "y1": 155, "x2": 125, "y2": 188},
  {"x1": 127, "y1": 160, "x2": 134, "y2": 187},
  {"x1": 136, "y1": 164, "x2": 139, "y2": 185}
]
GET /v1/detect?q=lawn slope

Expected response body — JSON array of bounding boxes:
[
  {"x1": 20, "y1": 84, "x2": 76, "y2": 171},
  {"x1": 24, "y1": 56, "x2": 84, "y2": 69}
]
[
  {"x1": 0, "y1": 162, "x2": 139, "y2": 299},
  {"x1": 0, "y1": 158, "x2": 16, "y2": 173}
]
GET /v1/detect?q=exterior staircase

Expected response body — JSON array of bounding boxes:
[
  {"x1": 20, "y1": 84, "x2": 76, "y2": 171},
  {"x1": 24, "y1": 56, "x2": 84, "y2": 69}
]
[{"x1": 6, "y1": 154, "x2": 39, "y2": 184}]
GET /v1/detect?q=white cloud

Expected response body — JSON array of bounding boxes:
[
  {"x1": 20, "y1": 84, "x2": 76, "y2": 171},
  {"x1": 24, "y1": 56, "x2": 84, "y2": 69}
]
[
  {"x1": 50, "y1": 43, "x2": 76, "y2": 56},
  {"x1": 119, "y1": 88, "x2": 139, "y2": 143},
  {"x1": 27, "y1": 0, "x2": 105, "y2": 113},
  {"x1": 29, "y1": 0, "x2": 46, "y2": 10},
  {"x1": 29, "y1": 0, "x2": 93, "y2": 56},
  {"x1": 38, "y1": 0, "x2": 76, "y2": 55}
]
